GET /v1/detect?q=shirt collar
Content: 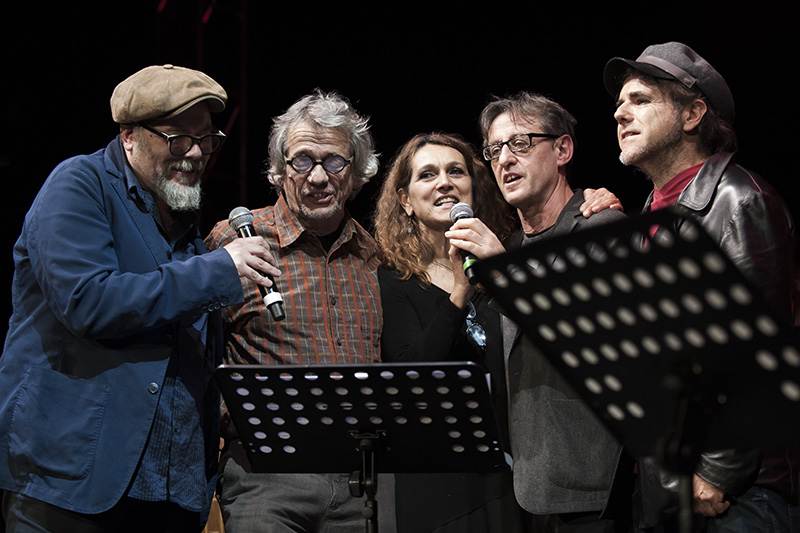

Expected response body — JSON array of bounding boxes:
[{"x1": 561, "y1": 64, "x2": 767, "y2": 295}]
[
  {"x1": 272, "y1": 194, "x2": 363, "y2": 253},
  {"x1": 122, "y1": 153, "x2": 150, "y2": 207},
  {"x1": 121, "y1": 146, "x2": 196, "y2": 242},
  {"x1": 652, "y1": 163, "x2": 703, "y2": 211}
]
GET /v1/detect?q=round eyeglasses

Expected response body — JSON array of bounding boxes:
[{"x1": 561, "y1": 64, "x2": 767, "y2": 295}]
[
  {"x1": 139, "y1": 123, "x2": 226, "y2": 156},
  {"x1": 482, "y1": 132, "x2": 559, "y2": 161},
  {"x1": 285, "y1": 153, "x2": 353, "y2": 175}
]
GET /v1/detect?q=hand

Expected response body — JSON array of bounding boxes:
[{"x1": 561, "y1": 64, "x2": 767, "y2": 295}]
[
  {"x1": 580, "y1": 187, "x2": 624, "y2": 217},
  {"x1": 444, "y1": 218, "x2": 506, "y2": 261},
  {"x1": 692, "y1": 474, "x2": 731, "y2": 517},
  {"x1": 445, "y1": 218, "x2": 504, "y2": 310},
  {"x1": 222, "y1": 236, "x2": 281, "y2": 288},
  {"x1": 447, "y1": 243, "x2": 473, "y2": 310}
]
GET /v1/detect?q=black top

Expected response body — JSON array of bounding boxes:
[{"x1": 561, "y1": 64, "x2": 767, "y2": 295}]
[{"x1": 379, "y1": 266, "x2": 517, "y2": 531}]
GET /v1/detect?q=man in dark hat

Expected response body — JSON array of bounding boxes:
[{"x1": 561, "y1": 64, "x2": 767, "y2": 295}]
[
  {"x1": 0, "y1": 64, "x2": 279, "y2": 532},
  {"x1": 604, "y1": 42, "x2": 799, "y2": 532}
]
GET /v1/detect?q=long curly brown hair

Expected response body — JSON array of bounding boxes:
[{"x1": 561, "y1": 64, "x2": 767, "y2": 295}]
[{"x1": 372, "y1": 132, "x2": 518, "y2": 285}]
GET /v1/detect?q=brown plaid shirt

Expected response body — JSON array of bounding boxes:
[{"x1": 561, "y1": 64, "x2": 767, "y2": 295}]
[{"x1": 205, "y1": 195, "x2": 383, "y2": 366}]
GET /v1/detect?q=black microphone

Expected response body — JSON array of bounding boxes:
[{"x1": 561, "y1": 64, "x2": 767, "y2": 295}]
[
  {"x1": 228, "y1": 207, "x2": 286, "y2": 321},
  {"x1": 449, "y1": 202, "x2": 479, "y2": 285}
]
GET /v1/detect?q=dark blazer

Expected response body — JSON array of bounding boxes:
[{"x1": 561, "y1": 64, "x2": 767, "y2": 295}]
[
  {"x1": 0, "y1": 138, "x2": 243, "y2": 514},
  {"x1": 502, "y1": 190, "x2": 629, "y2": 515}
]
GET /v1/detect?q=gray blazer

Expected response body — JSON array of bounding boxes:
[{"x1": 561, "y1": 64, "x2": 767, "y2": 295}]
[{"x1": 501, "y1": 190, "x2": 628, "y2": 515}]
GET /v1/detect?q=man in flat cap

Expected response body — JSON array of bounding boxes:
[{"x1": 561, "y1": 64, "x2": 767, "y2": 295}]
[
  {"x1": 604, "y1": 42, "x2": 799, "y2": 532},
  {"x1": 0, "y1": 64, "x2": 279, "y2": 532}
]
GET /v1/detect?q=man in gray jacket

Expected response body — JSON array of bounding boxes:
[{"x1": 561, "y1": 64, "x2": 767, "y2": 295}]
[
  {"x1": 446, "y1": 91, "x2": 630, "y2": 532},
  {"x1": 604, "y1": 41, "x2": 798, "y2": 532}
]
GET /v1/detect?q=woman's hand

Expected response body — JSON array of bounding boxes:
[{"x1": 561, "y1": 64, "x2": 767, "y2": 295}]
[{"x1": 445, "y1": 218, "x2": 506, "y2": 260}]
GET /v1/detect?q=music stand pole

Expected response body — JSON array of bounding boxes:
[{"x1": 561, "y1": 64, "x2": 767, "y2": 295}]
[{"x1": 348, "y1": 435, "x2": 379, "y2": 532}]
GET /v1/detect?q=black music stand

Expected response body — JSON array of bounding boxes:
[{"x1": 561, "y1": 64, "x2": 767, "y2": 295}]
[
  {"x1": 473, "y1": 208, "x2": 800, "y2": 531},
  {"x1": 216, "y1": 361, "x2": 508, "y2": 533}
]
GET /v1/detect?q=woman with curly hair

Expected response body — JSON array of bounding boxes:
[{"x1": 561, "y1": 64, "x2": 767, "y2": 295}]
[{"x1": 372, "y1": 132, "x2": 524, "y2": 532}]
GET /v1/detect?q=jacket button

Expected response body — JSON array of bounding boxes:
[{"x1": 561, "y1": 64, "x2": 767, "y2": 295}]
[{"x1": 147, "y1": 382, "x2": 159, "y2": 394}]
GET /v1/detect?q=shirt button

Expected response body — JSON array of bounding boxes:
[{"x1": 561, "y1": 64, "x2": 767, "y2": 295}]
[{"x1": 147, "y1": 382, "x2": 159, "y2": 394}]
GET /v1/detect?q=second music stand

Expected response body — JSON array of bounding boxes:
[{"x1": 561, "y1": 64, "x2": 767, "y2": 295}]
[
  {"x1": 473, "y1": 208, "x2": 800, "y2": 531},
  {"x1": 473, "y1": 208, "x2": 800, "y2": 458}
]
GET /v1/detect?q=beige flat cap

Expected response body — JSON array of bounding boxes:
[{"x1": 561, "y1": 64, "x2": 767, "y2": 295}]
[{"x1": 110, "y1": 64, "x2": 227, "y2": 124}]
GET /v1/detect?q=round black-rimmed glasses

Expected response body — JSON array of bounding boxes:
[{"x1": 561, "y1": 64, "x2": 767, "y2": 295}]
[{"x1": 285, "y1": 154, "x2": 353, "y2": 174}]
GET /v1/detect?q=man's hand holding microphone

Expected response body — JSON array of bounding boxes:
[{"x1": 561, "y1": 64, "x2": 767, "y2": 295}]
[{"x1": 222, "y1": 207, "x2": 285, "y2": 321}]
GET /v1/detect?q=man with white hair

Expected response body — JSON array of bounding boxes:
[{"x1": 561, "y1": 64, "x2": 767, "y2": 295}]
[
  {"x1": 0, "y1": 64, "x2": 278, "y2": 532},
  {"x1": 205, "y1": 89, "x2": 391, "y2": 532}
]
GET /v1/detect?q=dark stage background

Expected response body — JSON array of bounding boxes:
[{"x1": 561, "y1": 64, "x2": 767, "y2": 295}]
[{"x1": 2, "y1": 2, "x2": 797, "y2": 344}]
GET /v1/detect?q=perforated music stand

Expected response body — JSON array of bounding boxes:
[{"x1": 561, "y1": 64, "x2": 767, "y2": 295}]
[
  {"x1": 473, "y1": 207, "x2": 800, "y2": 474},
  {"x1": 216, "y1": 361, "x2": 508, "y2": 533}
]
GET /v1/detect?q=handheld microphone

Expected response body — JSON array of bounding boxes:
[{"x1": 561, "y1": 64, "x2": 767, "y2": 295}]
[
  {"x1": 449, "y1": 202, "x2": 479, "y2": 285},
  {"x1": 228, "y1": 207, "x2": 286, "y2": 321}
]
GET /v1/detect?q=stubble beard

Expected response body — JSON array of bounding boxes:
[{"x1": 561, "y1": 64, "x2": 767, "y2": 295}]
[
  {"x1": 619, "y1": 114, "x2": 684, "y2": 181},
  {"x1": 299, "y1": 197, "x2": 341, "y2": 222},
  {"x1": 292, "y1": 183, "x2": 347, "y2": 230}
]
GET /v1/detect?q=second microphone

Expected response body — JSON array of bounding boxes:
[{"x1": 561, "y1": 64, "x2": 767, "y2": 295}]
[{"x1": 228, "y1": 206, "x2": 286, "y2": 321}]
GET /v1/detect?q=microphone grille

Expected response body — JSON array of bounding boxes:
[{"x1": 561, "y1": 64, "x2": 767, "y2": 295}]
[
  {"x1": 449, "y1": 202, "x2": 474, "y2": 223},
  {"x1": 228, "y1": 206, "x2": 254, "y2": 231}
]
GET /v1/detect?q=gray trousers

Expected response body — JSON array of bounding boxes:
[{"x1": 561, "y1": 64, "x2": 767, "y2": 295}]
[{"x1": 218, "y1": 440, "x2": 396, "y2": 533}]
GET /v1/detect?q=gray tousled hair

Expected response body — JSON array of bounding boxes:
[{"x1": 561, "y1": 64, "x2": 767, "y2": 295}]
[{"x1": 266, "y1": 89, "x2": 379, "y2": 197}]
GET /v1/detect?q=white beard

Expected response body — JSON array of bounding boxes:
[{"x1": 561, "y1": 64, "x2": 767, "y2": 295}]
[{"x1": 155, "y1": 160, "x2": 204, "y2": 212}]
